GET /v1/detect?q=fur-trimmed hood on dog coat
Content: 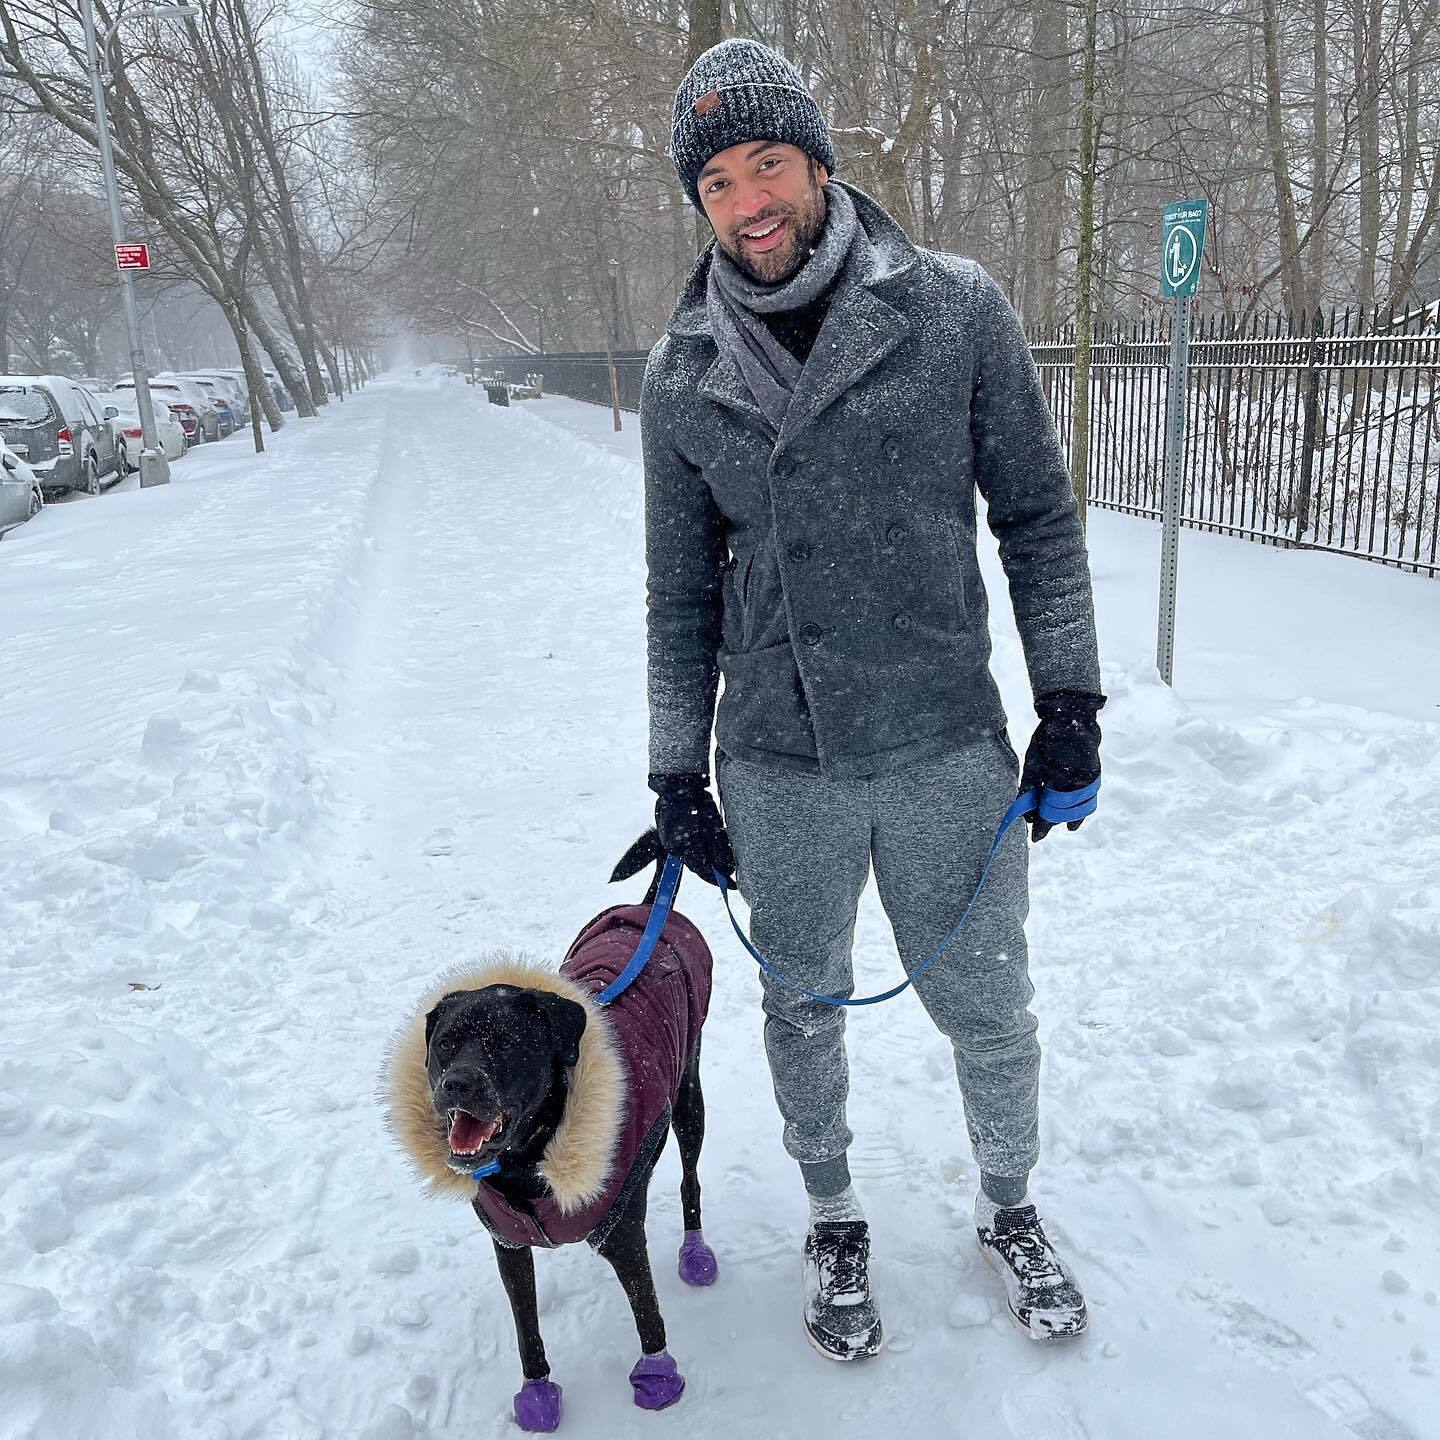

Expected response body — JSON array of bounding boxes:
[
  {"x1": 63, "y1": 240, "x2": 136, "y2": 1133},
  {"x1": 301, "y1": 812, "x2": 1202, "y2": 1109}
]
[{"x1": 385, "y1": 902, "x2": 712, "y2": 1249}]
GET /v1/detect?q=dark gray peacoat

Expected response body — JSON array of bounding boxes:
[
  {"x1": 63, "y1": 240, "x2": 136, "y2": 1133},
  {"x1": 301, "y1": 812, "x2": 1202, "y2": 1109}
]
[{"x1": 641, "y1": 181, "x2": 1102, "y2": 781}]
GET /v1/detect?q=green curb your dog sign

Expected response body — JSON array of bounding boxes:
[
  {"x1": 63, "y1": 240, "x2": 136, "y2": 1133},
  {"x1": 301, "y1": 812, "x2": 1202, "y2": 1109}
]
[{"x1": 1161, "y1": 199, "x2": 1208, "y2": 299}]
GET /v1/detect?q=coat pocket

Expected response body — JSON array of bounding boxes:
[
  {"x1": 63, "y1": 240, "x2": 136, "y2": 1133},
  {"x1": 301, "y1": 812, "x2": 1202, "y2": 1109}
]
[
  {"x1": 943, "y1": 516, "x2": 970, "y2": 630},
  {"x1": 716, "y1": 641, "x2": 815, "y2": 760}
]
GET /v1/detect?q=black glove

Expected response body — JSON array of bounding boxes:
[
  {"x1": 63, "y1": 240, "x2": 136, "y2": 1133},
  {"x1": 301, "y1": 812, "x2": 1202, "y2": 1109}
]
[
  {"x1": 647, "y1": 771, "x2": 735, "y2": 886},
  {"x1": 1019, "y1": 690, "x2": 1106, "y2": 843}
]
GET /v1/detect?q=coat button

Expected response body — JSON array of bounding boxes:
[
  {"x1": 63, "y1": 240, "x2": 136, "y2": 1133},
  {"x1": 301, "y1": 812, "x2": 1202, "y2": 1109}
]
[
  {"x1": 882, "y1": 435, "x2": 902, "y2": 462},
  {"x1": 788, "y1": 541, "x2": 811, "y2": 563},
  {"x1": 774, "y1": 456, "x2": 796, "y2": 478},
  {"x1": 893, "y1": 612, "x2": 913, "y2": 632},
  {"x1": 886, "y1": 524, "x2": 907, "y2": 545},
  {"x1": 799, "y1": 623, "x2": 823, "y2": 646}
]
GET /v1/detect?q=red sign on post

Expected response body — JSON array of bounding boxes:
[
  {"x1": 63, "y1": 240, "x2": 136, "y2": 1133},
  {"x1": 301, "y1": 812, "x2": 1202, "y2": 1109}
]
[{"x1": 115, "y1": 243, "x2": 150, "y2": 271}]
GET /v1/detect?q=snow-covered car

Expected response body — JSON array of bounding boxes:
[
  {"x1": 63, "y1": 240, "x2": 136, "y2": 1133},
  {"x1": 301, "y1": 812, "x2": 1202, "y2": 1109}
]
[
  {"x1": 0, "y1": 375, "x2": 123, "y2": 497},
  {"x1": 115, "y1": 376, "x2": 217, "y2": 445},
  {"x1": 153, "y1": 374, "x2": 223, "y2": 441},
  {"x1": 174, "y1": 374, "x2": 242, "y2": 436},
  {"x1": 0, "y1": 437, "x2": 43, "y2": 536},
  {"x1": 186, "y1": 370, "x2": 249, "y2": 425},
  {"x1": 87, "y1": 388, "x2": 188, "y2": 472}
]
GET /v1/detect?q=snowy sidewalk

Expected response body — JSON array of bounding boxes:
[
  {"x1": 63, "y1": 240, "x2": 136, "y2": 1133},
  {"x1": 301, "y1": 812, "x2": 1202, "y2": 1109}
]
[{"x1": 1, "y1": 376, "x2": 1437, "y2": 1440}]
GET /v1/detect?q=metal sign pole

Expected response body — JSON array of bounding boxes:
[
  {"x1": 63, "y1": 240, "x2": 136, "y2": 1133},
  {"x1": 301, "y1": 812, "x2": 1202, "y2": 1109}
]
[
  {"x1": 1155, "y1": 197, "x2": 1207, "y2": 687},
  {"x1": 80, "y1": 0, "x2": 170, "y2": 487},
  {"x1": 1156, "y1": 294, "x2": 1189, "y2": 685}
]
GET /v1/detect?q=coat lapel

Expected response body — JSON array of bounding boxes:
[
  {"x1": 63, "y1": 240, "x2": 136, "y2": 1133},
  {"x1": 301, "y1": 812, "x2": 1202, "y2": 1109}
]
[
  {"x1": 776, "y1": 283, "x2": 909, "y2": 452},
  {"x1": 697, "y1": 349, "x2": 770, "y2": 432}
]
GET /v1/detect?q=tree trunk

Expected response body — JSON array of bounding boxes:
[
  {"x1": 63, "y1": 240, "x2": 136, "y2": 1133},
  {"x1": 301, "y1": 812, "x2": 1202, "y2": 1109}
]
[
  {"x1": 1261, "y1": 0, "x2": 1306, "y2": 317},
  {"x1": 687, "y1": 0, "x2": 723, "y2": 252},
  {"x1": 238, "y1": 288, "x2": 313, "y2": 418},
  {"x1": 1352, "y1": 0, "x2": 1382, "y2": 310},
  {"x1": 1020, "y1": 0, "x2": 1067, "y2": 326},
  {"x1": 1069, "y1": 0, "x2": 1098, "y2": 524},
  {"x1": 1307, "y1": 0, "x2": 1329, "y2": 312},
  {"x1": 222, "y1": 301, "x2": 281, "y2": 436}
]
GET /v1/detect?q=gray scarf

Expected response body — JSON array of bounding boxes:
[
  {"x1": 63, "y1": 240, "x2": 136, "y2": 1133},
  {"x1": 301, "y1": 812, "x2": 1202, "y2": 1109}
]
[{"x1": 705, "y1": 182, "x2": 859, "y2": 434}]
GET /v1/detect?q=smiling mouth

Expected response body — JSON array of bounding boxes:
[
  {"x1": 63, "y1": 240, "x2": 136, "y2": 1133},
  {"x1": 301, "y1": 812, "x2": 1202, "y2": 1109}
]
[
  {"x1": 738, "y1": 217, "x2": 786, "y2": 248},
  {"x1": 447, "y1": 1108, "x2": 504, "y2": 1157}
]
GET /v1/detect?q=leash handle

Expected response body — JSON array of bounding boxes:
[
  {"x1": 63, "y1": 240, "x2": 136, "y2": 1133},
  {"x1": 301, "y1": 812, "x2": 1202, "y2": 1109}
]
[
  {"x1": 714, "y1": 780, "x2": 1096, "y2": 1009},
  {"x1": 1036, "y1": 776, "x2": 1099, "y2": 825},
  {"x1": 594, "y1": 853, "x2": 685, "y2": 1005}
]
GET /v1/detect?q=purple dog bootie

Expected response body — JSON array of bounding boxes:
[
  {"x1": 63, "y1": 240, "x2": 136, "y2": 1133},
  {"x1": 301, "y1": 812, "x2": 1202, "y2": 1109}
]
[
  {"x1": 629, "y1": 1350, "x2": 685, "y2": 1411},
  {"x1": 678, "y1": 1229, "x2": 718, "y2": 1286},
  {"x1": 513, "y1": 1377, "x2": 563, "y2": 1432}
]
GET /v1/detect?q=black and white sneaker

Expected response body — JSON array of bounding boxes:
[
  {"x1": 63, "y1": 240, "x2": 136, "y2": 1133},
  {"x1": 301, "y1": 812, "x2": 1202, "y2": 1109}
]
[
  {"x1": 802, "y1": 1220, "x2": 884, "y2": 1360},
  {"x1": 975, "y1": 1195, "x2": 1088, "y2": 1340}
]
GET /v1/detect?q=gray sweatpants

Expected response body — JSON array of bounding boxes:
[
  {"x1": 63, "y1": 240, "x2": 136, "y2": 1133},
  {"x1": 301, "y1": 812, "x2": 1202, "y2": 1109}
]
[{"x1": 715, "y1": 732, "x2": 1040, "y2": 1180}]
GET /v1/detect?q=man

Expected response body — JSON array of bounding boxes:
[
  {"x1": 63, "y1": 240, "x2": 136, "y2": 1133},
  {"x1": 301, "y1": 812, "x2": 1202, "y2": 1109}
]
[{"x1": 640, "y1": 36, "x2": 1106, "y2": 1360}]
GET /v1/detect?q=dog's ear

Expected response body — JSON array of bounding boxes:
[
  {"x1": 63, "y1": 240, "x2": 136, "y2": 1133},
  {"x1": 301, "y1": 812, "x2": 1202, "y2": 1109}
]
[
  {"x1": 610, "y1": 827, "x2": 665, "y2": 883},
  {"x1": 527, "y1": 991, "x2": 587, "y2": 1069}
]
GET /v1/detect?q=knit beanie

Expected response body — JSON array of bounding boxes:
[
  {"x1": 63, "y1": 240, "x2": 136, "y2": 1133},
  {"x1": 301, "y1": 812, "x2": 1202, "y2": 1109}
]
[{"x1": 670, "y1": 38, "x2": 836, "y2": 209}]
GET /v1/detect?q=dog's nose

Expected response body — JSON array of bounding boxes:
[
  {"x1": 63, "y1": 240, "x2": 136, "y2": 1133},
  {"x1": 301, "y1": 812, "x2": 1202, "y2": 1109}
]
[{"x1": 436, "y1": 1068, "x2": 491, "y2": 1106}]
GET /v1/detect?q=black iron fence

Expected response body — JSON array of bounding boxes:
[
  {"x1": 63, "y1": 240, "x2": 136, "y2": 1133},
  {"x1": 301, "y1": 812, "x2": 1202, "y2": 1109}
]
[
  {"x1": 479, "y1": 351, "x2": 649, "y2": 411},
  {"x1": 1034, "y1": 304, "x2": 1440, "y2": 576},
  {"x1": 474, "y1": 301, "x2": 1440, "y2": 576}
]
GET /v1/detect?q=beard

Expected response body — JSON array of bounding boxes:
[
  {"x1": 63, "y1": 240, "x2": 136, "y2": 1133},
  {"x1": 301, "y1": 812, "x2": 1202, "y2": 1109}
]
[{"x1": 717, "y1": 179, "x2": 829, "y2": 285}]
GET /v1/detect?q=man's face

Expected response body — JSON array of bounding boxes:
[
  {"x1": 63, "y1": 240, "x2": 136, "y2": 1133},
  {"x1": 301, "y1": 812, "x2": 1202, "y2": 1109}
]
[{"x1": 697, "y1": 140, "x2": 830, "y2": 285}]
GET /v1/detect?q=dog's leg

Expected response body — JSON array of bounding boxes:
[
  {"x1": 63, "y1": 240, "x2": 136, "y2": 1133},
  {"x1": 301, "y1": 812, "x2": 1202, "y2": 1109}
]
[
  {"x1": 595, "y1": 1183, "x2": 685, "y2": 1410},
  {"x1": 674, "y1": 1044, "x2": 718, "y2": 1286},
  {"x1": 493, "y1": 1241, "x2": 563, "y2": 1433}
]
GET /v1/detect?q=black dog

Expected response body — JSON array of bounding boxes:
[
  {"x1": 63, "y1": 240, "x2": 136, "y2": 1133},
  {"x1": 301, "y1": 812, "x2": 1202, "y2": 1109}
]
[{"x1": 384, "y1": 850, "x2": 715, "y2": 1432}]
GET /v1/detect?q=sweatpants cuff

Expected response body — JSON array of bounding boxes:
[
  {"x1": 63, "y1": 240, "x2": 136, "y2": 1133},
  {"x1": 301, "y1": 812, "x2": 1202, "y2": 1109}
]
[{"x1": 800, "y1": 1155, "x2": 853, "y2": 1198}]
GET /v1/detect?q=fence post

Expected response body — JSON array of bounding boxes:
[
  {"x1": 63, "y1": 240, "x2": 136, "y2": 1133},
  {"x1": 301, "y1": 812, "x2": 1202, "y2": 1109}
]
[{"x1": 1295, "y1": 307, "x2": 1321, "y2": 539}]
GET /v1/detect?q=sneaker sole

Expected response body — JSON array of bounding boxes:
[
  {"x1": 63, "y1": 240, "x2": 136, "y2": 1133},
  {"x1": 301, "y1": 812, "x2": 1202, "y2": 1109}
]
[
  {"x1": 803, "y1": 1317, "x2": 885, "y2": 1362},
  {"x1": 976, "y1": 1234, "x2": 1089, "y2": 1342}
]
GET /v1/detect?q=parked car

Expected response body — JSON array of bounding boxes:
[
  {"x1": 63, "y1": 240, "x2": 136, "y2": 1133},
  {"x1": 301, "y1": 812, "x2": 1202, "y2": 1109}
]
[
  {"x1": 115, "y1": 376, "x2": 218, "y2": 444},
  {"x1": 153, "y1": 375, "x2": 223, "y2": 440},
  {"x1": 0, "y1": 375, "x2": 122, "y2": 496},
  {"x1": 189, "y1": 370, "x2": 249, "y2": 424},
  {"x1": 86, "y1": 388, "x2": 187, "y2": 471},
  {"x1": 175, "y1": 375, "x2": 241, "y2": 436},
  {"x1": 0, "y1": 437, "x2": 43, "y2": 535}
]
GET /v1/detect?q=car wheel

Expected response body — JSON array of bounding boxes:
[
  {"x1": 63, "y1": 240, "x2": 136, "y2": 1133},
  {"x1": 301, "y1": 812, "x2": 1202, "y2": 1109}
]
[
  {"x1": 29, "y1": 484, "x2": 43, "y2": 518},
  {"x1": 83, "y1": 457, "x2": 101, "y2": 496},
  {"x1": 117, "y1": 441, "x2": 130, "y2": 475}
]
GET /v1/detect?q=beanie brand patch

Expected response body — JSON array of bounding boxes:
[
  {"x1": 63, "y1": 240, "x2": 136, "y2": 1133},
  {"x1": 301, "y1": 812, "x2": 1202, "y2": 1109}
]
[{"x1": 693, "y1": 90, "x2": 722, "y2": 117}]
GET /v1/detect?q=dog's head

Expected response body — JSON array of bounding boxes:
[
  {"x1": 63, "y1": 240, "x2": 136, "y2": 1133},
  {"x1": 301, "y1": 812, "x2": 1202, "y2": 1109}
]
[{"x1": 424, "y1": 984, "x2": 588, "y2": 1174}]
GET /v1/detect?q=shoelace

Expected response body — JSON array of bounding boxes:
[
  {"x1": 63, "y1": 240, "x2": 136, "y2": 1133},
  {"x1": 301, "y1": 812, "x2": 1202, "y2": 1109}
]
[
  {"x1": 990, "y1": 1212, "x2": 1066, "y2": 1289},
  {"x1": 816, "y1": 1232, "x2": 870, "y2": 1301}
]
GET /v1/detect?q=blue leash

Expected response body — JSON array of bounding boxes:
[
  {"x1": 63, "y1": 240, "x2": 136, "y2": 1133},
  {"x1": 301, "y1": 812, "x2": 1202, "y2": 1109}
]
[
  {"x1": 473, "y1": 779, "x2": 1097, "y2": 1176},
  {"x1": 714, "y1": 780, "x2": 1097, "y2": 1008},
  {"x1": 594, "y1": 854, "x2": 686, "y2": 1005}
]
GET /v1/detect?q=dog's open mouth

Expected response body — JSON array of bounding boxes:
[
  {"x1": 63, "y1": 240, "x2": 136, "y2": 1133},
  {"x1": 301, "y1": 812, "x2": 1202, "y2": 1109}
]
[{"x1": 448, "y1": 1108, "x2": 504, "y2": 1158}]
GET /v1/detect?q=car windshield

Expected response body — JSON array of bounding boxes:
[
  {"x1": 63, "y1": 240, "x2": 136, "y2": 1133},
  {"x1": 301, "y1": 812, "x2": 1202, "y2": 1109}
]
[{"x1": 0, "y1": 387, "x2": 51, "y2": 424}]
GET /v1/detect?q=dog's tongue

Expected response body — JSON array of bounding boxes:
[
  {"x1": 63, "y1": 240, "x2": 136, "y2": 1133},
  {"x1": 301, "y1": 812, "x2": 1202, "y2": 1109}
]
[{"x1": 448, "y1": 1111, "x2": 499, "y2": 1154}]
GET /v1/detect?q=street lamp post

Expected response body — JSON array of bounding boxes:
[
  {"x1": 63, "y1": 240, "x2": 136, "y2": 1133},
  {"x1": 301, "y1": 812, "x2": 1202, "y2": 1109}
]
[{"x1": 78, "y1": 0, "x2": 198, "y2": 488}]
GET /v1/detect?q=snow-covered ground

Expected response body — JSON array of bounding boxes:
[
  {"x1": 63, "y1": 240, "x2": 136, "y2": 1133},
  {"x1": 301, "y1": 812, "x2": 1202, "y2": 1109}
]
[{"x1": 1, "y1": 373, "x2": 1437, "y2": 1440}]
